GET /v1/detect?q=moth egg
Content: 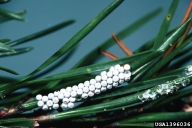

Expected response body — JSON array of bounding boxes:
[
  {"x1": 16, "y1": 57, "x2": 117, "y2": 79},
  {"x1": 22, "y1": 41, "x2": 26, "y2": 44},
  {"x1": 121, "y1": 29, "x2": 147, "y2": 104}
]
[
  {"x1": 54, "y1": 91, "x2": 59, "y2": 97},
  {"x1": 95, "y1": 83, "x2": 101, "y2": 89},
  {"x1": 107, "y1": 71, "x2": 113, "y2": 78},
  {"x1": 100, "y1": 71, "x2": 107, "y2": 76},
  {"x1": 124, "y1": 64, "x2": 131, "y2": 71},
  {"x1": 46, "y1": 100, "x2": 53, "y2": 107},
  {"x1": 36, "y1": 94, "x2": 42, "y2": 101},
  {"x1": 58, "y1": 93, "x2": 64, "y2": 100},
  {"x1": 95, "y1": 75, "x2": 102, "y2": 82},
  {"x1": 61, "y1": 103, "x2": 68, "y2": 109},
  {"x1": 52, "y1": 97, "x2": 59, "y2": 103},
  {"x1": 83, "y1": 87, "x2": 89, "y2": 93},
  {"x1": 118, "y1": 66, "x2": 124, "y2": 73},
  {"x1": 90, "y1": 79, "x2": 96, "y2": 85},
  {"x1": 89, "y1": 85, "x2": 95, "y2": 91},
  {"x1": 53, "y1": 104, "x2": 59, "y2": 109},
  {"x1": 109, "y1": 66, "x2": 115, "y2": 72},
  {"x1": 124, "y1": 71, "x2": 131, "y2": 76},
  {"x1": 95, "y1": 89, "x2": 101, "y2": 94},
  {"x1": 68, "y1": 103, "x2": 75, "y2": 108},
  {"x1": 101, "y1": 81, "x2": 107, "y2": 87},
  {"x1": 118, "y1": 73, "x2": 125, "y2": 79},
  {"x1": 82, "y1": 93, "x2": 88, "y2": 99},
  {"x1": 112, "y1": 75, "x2": 119, "y2": 82},
  {"x1": 107, "y1": 84, "x2": 112, "y2": 89},
  {"x1": 119, "y1": 79, "x2": 125, "y2": 84},
  {"x1": 78, "y1": 83, "x2": 84, "y2": 89},
  {"x1": 60, "y1": 88, "x2": 66, "y2": 94},
  {"x1": 42, "y1": 96, "x2": 48, "y2": 102},
  {"x1": 71, "y1": 91, "x2": 77, "y2": 97},
  {"x1": 63, "y1": 98, "x2": 69, "y2": 104},
  {"x1": 101, "y1": 75, "x2": 108, "y2": 81},
  {"x1": 77, "y1": 88, "x2": 83, "y2": 95},
  {"x1": 112, "y1": 70, "x2": 119, "y2": 76},
  {"x1": 88, "y1": 91, "x2": 94, "y2": 97},
  {"x1": 66, "y1": 87, "x2": 72, "y2": 92},
  {"x1": 113, "y1": 82, "x2": 118, "y2": 87},
  {"x1": 69, "y1": 97, "x2": 76, "y2": 102},
  {"x1": 101, "y1": 87, "x2": 107, "y2": 92},
  {"x1": 48, "y1": 93, "x2": 54, "y2": 100},
  {"x1": 107, "y1": 78, "x2": 113, "y2": 84},
  {"x1": 114, "y1": 64, "x2": 121, "y2": 70},
  {"x1": 72, "y1": 85, "x2": 78, "y2": 91},
  {"x1": 37, "y1": 101, "x2": 44, "y2": 107},
  {"x1": 42, "y1": 105, "x2": 48, "y2": 110},
  {"x1": 64, "y1": 92, "x2": 71, "y2": 98},
  {"x1": 84, "y1": 81, "x2": 90, "y2": 87},
  {"x1": 124, "y1": 74, "x2": 131, "y2": 81}
]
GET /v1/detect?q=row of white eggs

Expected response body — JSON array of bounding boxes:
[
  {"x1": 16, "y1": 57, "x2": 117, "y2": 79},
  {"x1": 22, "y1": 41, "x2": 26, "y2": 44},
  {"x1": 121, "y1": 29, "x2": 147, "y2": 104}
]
[{"x1": 36, "y1": 64, "x2": 131, "y2": 110}]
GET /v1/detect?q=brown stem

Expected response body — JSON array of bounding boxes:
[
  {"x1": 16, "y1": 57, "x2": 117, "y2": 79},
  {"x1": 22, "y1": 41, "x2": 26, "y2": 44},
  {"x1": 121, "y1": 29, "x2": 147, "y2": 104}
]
[
  {"x1": 181, "y1": 0, "x2": 192, "y2": 24},
  {"x1": 176, "y1": 20, "x2": 192, "y2": 48},
  {"x1": 163, "y1": 0, "x2": 192, "y2": 57},
  {"x1": 101, "y1": 51, "x2": 118, "y2": 60},
  {"x1": 155, "y1": 1, "x2": 192, "y2": 76},
  {"x1": 112, "y1": 32, "x2": 133, "y2": 56}
]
